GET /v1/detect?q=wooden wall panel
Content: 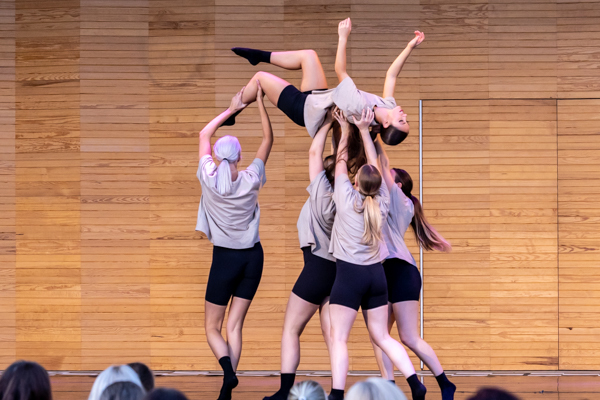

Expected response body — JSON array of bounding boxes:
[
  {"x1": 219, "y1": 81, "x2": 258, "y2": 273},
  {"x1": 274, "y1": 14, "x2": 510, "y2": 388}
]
[
  {"x1": 423, "y1": 100, "x2": 492, "y2": 370},
  {"x1": 15, "y1": 0, "x2": 82, "y2": 370},
  {"x1": 488, "y1": 100, "x2": 558, "y2": 369},
  {"x1": 148, "y1": 0, "x2": 215, "y2": 370},
  {"x1": 420, "y1": 1, "x2": 489, "y2": 100},
  {"x1": 489, "y1": 1, "x2": 557, "y2": 98},
  {"x1": 558, "y1": 99, "x2": 600, "y2": 369},
  {"x1": 423, "y1": 100, "x2": 558, "y2": 370},
  {"x1": 1, "y1": 0, "x2": 600, "y2": 371},
  {"x1": 557, "y1": 2, "x2": 600, "y2": 98},
  {"x1": 0, "y1": 0, "x2": 16, "y2": 367},
  {"x1": 80, "y1": 0, "x2": 151, "y2": 370}
]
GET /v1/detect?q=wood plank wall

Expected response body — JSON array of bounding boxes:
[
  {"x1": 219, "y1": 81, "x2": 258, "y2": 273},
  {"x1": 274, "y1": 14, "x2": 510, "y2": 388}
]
[{"x1": 0, "y1": 0, "x2": 599, "y2": 371}]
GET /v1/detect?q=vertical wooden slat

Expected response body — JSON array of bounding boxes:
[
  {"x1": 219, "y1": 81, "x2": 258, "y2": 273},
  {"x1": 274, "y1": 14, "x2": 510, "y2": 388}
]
[
  {"x1": 148, "y1": 0, "x2": 215, "y2": 370},
  {"x1": 488, "y1": 100, "x2": 558, "y2": 369},
  {"x1": 15, "y1": 0, "x2": 82, "y2": 370},
  {"x1": 489, "y1": 1, "x2": 557, "y2": 98},
  {"x1": 558, "y1": 99, "x2": 600, "y2": 369},
  {"x1": 557, "y1": 1, "x2": 600, "y2": 98},
  {"x1": 423, "y1": 100, "x2": 492, "y2": 370},
  {"x1": 0, "y1": 0, "x2": 16, "y2": 368},
  {"x1": 80, "y1": 0, "x2": 150, "y2": 369},
  {"x1": 420, "y1": 1, "x2": 489, "y2": 100}
]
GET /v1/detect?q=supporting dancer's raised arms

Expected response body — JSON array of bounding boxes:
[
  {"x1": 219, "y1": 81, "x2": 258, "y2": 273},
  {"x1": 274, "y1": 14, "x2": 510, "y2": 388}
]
[
  {"x1": 199, "y1": 88, "x2": 247, "y2": 159},
  {"x1": 333, "y1": 108, "x2": 351, "y2": 178},
  {"x1": 254, "y1": 82, "x2": 274, "y2": 165},
  {"x1": 374, "y1": 136, "x2": 395, "y2": 190},
  {"x1": 353, "y1": 108, "x2": 379, "y2": 171},
  {"x1": 308, "y1": 108, "x2": 334, "y2": 181}
]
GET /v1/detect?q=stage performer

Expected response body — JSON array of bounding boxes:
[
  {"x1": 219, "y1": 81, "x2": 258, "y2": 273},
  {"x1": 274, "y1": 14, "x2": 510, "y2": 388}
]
[
  {"x1": 263, "y1": 109, "x2": 337, "y2": 400},
  {"x1": 196, "y1": 83, "x2": 273, "y2": 400},
  {"x1": 227, "y1": 18, "x2": 423, "y2": 147},
  {"x1": 369, "y1": 138, "x2": 456, "y2": 400},
  {"x1": 326, "y1": 108, "x2": 427, "y2": 400}
]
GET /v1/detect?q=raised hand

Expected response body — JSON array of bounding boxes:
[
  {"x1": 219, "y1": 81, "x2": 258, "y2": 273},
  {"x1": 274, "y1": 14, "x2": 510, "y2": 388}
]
[
  {"x1": 322, "y1": 106, "x2": 334, "y2": 126},
  {"x1": 352, "y1": 108, "x2": 375, "y2": 131},
  {"x1": 408, "y1": 30, "x2": 425, "y2": 49},
  {"x1": 228, "y1": 86, "x2": 248, "y2": 113},
  {"x1": 338, "y1": 18, "x2": 352, "y2": 40},
  {"x1": 333, "y1": 107, "x2": 350, "y2": 139},
  {"x1": 256, "y1": 80, "x2": 265, "y2": 103}
]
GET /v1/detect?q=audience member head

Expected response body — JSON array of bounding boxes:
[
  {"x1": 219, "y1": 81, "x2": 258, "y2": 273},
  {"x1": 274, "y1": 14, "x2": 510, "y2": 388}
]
[
  {"x1": 0, "y1": 361, "x2": 52, "y2": 400},
  {"x1": 467, "y1": 388, "x2": 521, "y2": 400},
  {"x1": 88, "y1": 365, "x2": 143, "y2": 400},
  {"x1": 143, "y1": 388, "x2": 188, "y2": 400},
  {"x1": 99, "y1": 382, "x2": 144, "y2": 400},
  {"x1": 127, "y1": 363, "x2": 154, "y2": 393},
  {"x1": 288, "y1": 380, "x2": 326, "y2": 400},
  {"x1": 346, "y1": 378, "x2": 407, "y2": 400}
]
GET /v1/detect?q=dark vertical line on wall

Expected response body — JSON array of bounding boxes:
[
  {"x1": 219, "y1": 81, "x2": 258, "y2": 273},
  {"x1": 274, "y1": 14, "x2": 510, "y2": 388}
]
[
  {"x1": 419, "y1": 99, "x2": 424, "y2": 372},
  {"x1": 556, "y1": 99, "x2": 560, "y2": 370}
]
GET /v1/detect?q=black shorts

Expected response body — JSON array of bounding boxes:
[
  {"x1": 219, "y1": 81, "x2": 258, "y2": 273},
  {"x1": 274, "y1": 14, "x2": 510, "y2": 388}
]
[
  {"x1": 205, "y1": 242, "x2": 264, "y2": 306},
  {"x1": 383, "y1": 258, "x2": 422, "y2": 303},
  {"x1": 277, "y1": 85, "x2": 327, "y2": 128},
  {"x1": 292, "y1": 247, "x2": 337, "y2": 305},
  {"x1": 277, "y1": 85, "x2": 309, "y2": 127},
  {"x1": 329, "y1": 259, "x2": 389, "y2": 311}
]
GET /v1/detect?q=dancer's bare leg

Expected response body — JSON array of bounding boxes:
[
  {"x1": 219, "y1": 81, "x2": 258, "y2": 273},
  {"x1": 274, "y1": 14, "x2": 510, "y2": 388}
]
[
  {"x1": 319, "y1": 297, "x2": 332, "y2": 354},
  {"x1": 281, "y1": 293, "x2": 320, "y2": 373},
  {"x1": 239, "y1": 49, "x2": 328, "y2": 105},
  {"x1": 363, "y1": 304, "x2": 396, "y2": 380},
  {"x1": 225, "y1": 296, "x2": 253, "y2": 370},
  {"x1": 329, "y1": 304, "x2": 358, "y2": 390},
  {"x1": 393, "y1": 301, "x2": 456, "y2": 400},
  {"x1": 270, "y1": 50, "x2": 328, "y2": 91}
]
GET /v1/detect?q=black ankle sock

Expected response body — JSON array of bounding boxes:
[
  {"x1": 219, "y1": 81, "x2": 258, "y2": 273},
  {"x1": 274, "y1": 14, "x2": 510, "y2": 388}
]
[
  {"x1": 328, "y1": 389, "x2": 344, "y2": 400},
  {"x1": 388, "y1": 379, "x2": 396, "y2": 384},
  {"x1": 263, "y1": 373, "x2": 296, "y2": 400},
  {"x1": 222, "y1": 109, "x2": 242, "y2": 126},
  {"x1": 217, "y1": 356, "x2": 238, "y2": 400},
  {"x1": 406, "y1": 374, "x2": 427, "y2": 400},
  {"x1": 435, "y1": 372, "x2": 456, "y2": 400},
  {"x1": 232, "y1": 47, "x2": 272, "y2": 66}
]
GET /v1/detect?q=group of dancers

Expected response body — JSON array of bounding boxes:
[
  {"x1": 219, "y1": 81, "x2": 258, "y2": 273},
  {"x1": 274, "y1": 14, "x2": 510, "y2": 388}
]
[{"x1": 196, "y1": 18, "x2": 456, "y2": 400}]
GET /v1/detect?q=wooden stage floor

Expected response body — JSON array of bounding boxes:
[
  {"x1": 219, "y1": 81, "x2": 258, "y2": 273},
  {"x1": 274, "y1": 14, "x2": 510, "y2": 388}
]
[{"x1": 49, "y1": 372, "x2": 600, "y2": 400}]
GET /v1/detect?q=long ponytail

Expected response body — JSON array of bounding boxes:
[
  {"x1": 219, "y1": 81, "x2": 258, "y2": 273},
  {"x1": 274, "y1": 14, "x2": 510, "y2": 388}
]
[
  {"x1": 361, "y1": 195, "x2": 382, "y2": 246},
  {"x1": 355, "y1": 165, "x2": 383, "y2": 246},
  {"x1": 393, "y1": 168, "x2": 451, "y2": 252},
  {"x1": 213, "y1": 135, "x2": 241, "y2": 195}
]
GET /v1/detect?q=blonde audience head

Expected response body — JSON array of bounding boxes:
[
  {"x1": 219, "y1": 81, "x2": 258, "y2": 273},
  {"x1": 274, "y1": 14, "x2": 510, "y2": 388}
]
[
  {"x1": 288, "y1": 380, "x2": 327, "y2": 400},
  {"x1": 88, "y1": 365, "x2": 144, "y2": 400},
  {"x1": 346, "y1": 378, "x2": 407, "y2": 400}
]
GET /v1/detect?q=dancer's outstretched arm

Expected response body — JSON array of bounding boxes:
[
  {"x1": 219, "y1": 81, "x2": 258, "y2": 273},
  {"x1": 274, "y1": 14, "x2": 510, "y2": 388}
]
[
  {"x1": 333, "y1": 108, "x2": 350, "y2": 177},
  {"x1": 254, "y1": 81, "x2": 274, "y2": 165},
  {"x1": 353, "y1": 108, "x2": 379, "y2": 171},
  {"x1": 309, "y1": 109, "x2": 333, "y2": 181},
  {"x1": 374, "y1": 136, "x2": 395, "y2": 190},
  {"x1": 199, "y1": 88, "x2": 247, "y2": 159},
  {"x1": 335, "y1": 18, "x2": 352, "y2": 83},
  {"x1": 382, "y1": 31, "x2": 424, "y2": 98}
]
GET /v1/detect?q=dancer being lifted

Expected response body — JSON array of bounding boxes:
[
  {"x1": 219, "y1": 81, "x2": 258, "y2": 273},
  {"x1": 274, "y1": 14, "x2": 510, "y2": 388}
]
[
  {"x1": 263, "y1": 109, "x2": 337, "y2": 400},
  {"x1": 196, "y1": 83, "x2": 273, "y2": 400},
  {"x1": 229, "y1": 18, "x2": 424, "y2": 148},
  {"x1": 326, "y1": 108, "x2": 427, "y2": 400},
  {"x1": 370, "y1": 138, "x2": 456, "y2": 400}
]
